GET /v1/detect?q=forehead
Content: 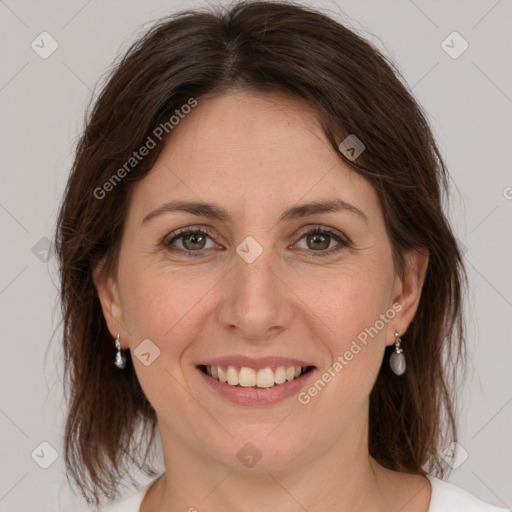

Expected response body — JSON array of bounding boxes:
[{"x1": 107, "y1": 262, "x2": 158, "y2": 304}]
[{"x1": 127, "y1": 91, "x2": 382, "y2": 228}]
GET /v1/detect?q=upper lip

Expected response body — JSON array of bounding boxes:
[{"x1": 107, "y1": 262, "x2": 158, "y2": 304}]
[{"x1": 197, "y1": 355, "x2": 316, "y2": 370}]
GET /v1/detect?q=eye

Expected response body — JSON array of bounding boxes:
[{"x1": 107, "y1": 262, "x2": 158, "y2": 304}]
[
  {"x1": 163, "y1": 227, "x2": 218, "y2": 253},
  {"x1": 162, "y1": 225, "x2": 350, "y2": 257},
  {"x1": 293, "y1": 227, "x2": 349, "y2": 256}
]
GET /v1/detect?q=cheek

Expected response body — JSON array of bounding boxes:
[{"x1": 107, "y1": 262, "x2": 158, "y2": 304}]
[
  {"x1": 118, "y1": 257, "x2": 217, "y2": 356},
  {"x1": 117, "y1": 261, "x2": 211, "y2": 412},
  {"x1": 308, "y1": 260, "x2": 394, "y2": 339},
  {"x1": 305, "y1": 259, "x2": 394, "y2": 386}
]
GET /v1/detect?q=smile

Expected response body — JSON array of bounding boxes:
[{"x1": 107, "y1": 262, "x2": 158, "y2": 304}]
[
  {"x1": 199, "y1": 364, "x2": 314, "y2": 388},
  {"x1": 196, "y1": 356, "x2": 317, "y2": 406}
]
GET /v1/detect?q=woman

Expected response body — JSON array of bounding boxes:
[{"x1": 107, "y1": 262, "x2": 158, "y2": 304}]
[{"x1": 54, "y1": 2, "x2": 508, "y2": 511}]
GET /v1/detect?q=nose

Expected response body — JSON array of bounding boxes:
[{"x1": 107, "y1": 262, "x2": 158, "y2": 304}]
[{"x1": 216, "y1": 245, "x2": 293, "y2": 342}]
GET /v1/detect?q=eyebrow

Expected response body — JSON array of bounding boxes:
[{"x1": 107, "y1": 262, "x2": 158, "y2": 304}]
[{"x1": 141, "y1": 198, "x2": 368, "y2": 225}]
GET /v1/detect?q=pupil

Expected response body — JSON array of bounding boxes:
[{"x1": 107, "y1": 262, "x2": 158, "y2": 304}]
[
  {"x1": 308, "y1": 233, "x2": 329, "y2": 250},
  {"x1": 184, "y1": 233, "x2": 205, "y2": 250}
]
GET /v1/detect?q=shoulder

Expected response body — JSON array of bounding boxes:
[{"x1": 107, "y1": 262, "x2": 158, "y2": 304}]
[
  {"x1": 95, "y1": 489, "x2": 145, "y2": 512},
  {"x1": 92, "y1": 474, "x2": 164, "y2": 512},
  {"x1": 89, "y1": 473, "x2": 510, "y2": 512},
  {"x1": 428, "y1": 476, "x2": 510, "y2": 512}
]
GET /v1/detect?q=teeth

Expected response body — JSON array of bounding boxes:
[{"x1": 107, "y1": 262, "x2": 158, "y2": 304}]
[
  {"x1": 204, "y1": 365, "x2": 308, "y2": 388},
  {"x1": 256, "y1": 368, "x2": 274, "y2": 388},
  {"x1": 218, "y1": 366, "x2": 227, "y2": 383},
  {"x1": 274, "y1": 366, "x2": 287, "y2": 384},
  {"x1": 226, "y1": 366, "x2": 239, "y2": 385},
  {"x1": 239, "y1": 367, "x2": 256, "y2": 387}
]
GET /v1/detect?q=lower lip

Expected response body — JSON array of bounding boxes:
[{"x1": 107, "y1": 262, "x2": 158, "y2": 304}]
[{"x1": 197, "y1": 367, "x2": 316, "y2": 406}]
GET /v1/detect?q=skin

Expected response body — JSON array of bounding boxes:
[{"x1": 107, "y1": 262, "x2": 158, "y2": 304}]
[{"x1": 94, "y1": 90, "x2": 431, "y2": 511}]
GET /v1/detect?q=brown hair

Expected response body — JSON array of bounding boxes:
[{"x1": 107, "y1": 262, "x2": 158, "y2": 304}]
[{"x1": 54, "y1": 0, "x2": 467, "y2": 505}]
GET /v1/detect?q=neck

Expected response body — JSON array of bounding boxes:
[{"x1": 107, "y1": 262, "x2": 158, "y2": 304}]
[{"x1": 143, "y1": 415, "x2": 399, "y2": 512}]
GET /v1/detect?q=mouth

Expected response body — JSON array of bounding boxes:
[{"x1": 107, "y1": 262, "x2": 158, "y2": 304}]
[
  {"x1": 195, "y1": 356, "x2": 318, "y2": 406},
  {"x1": 198, "y1": 364, "x2": 316, "y2": 388}
]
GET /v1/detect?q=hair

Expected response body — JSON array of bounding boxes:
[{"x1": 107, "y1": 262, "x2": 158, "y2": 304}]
[{"x1": 54, "y1": 0, "x2": 467, "y2": 506}]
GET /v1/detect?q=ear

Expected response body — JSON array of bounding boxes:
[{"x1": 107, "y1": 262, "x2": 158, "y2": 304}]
[
  {"x1": 92, "y1": 258, "x2": 128, "y2": 349},
  {"x1": 387, "y1": 248, "x2": 429, "y2": 346}
]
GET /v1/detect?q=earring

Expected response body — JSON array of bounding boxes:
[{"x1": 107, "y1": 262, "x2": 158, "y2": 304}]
[
  {"x1": 390, "y1": 332, "x2": 406, "y2": 375},
  {"x1": 114, "y1": 333, "x2": 126, "y2": 369}
]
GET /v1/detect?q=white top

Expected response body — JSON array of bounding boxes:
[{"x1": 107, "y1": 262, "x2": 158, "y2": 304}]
[{"x1": 97, "y1": 473, "x2": 510, "y2": 511}]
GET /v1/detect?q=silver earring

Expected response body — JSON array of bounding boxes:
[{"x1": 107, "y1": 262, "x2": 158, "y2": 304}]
[
  {"x1": 114, "y1": 333, "x2": 126, "y2": 369},
  {"x1": 390, "y1": 332, "x2": 406, "y2": 375}
]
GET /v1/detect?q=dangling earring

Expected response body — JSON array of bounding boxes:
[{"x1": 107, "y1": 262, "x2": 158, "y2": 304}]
[
  {"x1": 114, "y1": 333, "x2": 126, "y2": 369},
  {"x1": 390, "y1": 332, "x2": 406, "y2": 375}
]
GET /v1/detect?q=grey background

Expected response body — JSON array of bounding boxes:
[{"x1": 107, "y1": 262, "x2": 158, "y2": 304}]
[{"x1": 1, "y1": 0, "x2": 511, "y2": 510}]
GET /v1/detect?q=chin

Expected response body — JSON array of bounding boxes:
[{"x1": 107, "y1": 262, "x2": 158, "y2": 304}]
[{"x1": 198, "y1": 425, "x2": 313, "y2": 473}]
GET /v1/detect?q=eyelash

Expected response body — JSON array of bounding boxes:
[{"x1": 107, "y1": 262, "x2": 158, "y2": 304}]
[{"x1": 162, "y1": 225, "x2": 350, "y2": 258}]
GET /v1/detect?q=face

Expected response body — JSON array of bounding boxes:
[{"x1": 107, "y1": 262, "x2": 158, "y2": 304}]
[{"x1": 96, "y1": 90, "x2": 426, "y2": 473}]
